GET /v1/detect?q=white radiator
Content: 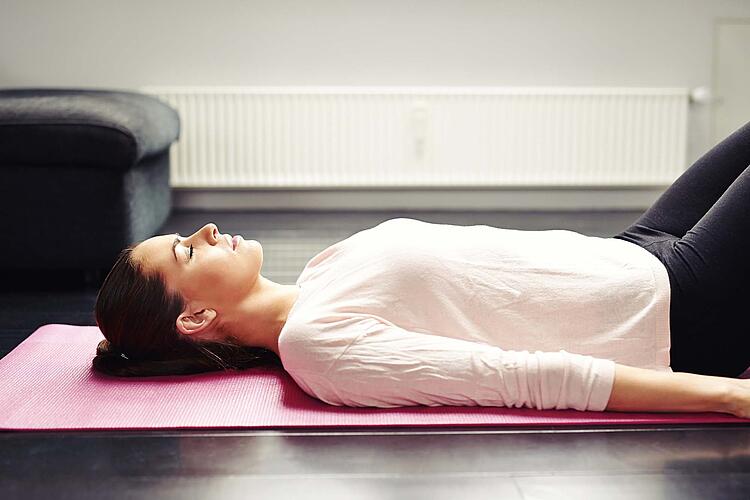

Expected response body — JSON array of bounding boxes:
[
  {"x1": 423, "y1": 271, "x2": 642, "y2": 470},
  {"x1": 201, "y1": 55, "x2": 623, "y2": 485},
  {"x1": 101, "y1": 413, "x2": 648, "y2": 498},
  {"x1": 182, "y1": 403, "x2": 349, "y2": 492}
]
[{"x1": 140, "y1": 87, "x2": 689, "y2": 188}]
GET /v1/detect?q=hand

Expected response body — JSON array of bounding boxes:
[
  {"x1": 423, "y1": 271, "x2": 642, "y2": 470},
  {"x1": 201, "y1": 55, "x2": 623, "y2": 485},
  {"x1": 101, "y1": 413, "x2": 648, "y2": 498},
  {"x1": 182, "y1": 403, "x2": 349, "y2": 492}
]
[{"x1": 725, "y1": 378, "x2": 750, "y2": 419}]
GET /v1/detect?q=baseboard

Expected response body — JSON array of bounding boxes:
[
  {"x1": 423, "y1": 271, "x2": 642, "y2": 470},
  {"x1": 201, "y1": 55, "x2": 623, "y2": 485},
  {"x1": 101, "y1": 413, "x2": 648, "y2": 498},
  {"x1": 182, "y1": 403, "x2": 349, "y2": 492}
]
[{"x1": 172, "y1": 186, "x2": 667, "y2": 211}]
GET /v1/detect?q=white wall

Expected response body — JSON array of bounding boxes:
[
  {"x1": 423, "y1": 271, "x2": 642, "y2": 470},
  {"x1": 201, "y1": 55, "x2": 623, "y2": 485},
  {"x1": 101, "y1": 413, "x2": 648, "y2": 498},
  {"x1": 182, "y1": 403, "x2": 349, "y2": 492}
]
[{"x1": 2, "y1": 0, "x2": 750, "y2": 164}]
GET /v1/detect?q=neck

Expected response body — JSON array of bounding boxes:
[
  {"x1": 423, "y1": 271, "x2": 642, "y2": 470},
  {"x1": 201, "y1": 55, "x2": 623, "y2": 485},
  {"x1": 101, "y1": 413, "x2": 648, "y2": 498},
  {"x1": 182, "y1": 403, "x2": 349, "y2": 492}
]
[{"x1": 221, "y1": 276, "x2": 300, "y2": 357}]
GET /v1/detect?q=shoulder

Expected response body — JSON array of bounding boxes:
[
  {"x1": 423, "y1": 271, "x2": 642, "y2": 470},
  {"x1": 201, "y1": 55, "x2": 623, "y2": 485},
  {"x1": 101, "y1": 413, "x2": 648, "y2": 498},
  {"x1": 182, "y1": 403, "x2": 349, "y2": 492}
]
[{"x1": 277, "y1": 316, "x2": 368, "y2": 372}]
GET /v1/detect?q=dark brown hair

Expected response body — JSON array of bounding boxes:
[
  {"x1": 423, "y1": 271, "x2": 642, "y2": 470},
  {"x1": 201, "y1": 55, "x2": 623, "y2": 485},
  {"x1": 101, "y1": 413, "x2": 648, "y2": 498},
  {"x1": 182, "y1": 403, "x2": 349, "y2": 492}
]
[{"x1": 92, "y1": 246, "x2": 282, "y2": 377}]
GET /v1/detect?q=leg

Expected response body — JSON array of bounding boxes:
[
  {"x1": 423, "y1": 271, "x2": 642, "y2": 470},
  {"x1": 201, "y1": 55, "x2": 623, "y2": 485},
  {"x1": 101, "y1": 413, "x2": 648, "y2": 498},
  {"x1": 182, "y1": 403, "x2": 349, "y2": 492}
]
[
  {"x1": 612, "y1": 120, "x2": 750, "y2": 378},
  {"x1": 620, "y1": 119, "x2": 750, "y2": 239},
  {"x1": 675, "y1": 164, "x2": 750, "y2": 294},
  {"x1": 662, "y1": 164, "x2": 750, "y2": 377}
]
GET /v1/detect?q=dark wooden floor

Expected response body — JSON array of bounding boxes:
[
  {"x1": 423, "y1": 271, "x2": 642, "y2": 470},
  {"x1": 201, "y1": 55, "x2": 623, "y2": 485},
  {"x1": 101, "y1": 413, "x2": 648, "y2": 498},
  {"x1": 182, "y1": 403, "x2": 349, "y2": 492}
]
[{"x1": 2, "y1": 209, "x2": 749, "y2": 500}]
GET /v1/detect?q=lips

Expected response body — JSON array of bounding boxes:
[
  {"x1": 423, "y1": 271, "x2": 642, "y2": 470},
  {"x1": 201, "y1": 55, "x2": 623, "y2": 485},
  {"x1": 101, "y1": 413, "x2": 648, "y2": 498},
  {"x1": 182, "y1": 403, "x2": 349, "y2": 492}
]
[{"x1": 232, "y1": 235, "x2": 242, "y2": 250}]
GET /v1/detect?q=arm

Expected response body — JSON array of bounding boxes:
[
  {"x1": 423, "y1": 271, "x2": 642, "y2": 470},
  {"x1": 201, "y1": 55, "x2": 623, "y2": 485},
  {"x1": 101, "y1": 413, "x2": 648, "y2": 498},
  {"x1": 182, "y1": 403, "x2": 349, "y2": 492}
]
[
  {"x1": 295, "y1": 315, "x2": 616, "y2": 410},
  {"x1": 606, "y1": 363, "x2": 735, "y2": 414},
  {"x1": 288, "y1": 316, "x2": 748, "y2": 416}
]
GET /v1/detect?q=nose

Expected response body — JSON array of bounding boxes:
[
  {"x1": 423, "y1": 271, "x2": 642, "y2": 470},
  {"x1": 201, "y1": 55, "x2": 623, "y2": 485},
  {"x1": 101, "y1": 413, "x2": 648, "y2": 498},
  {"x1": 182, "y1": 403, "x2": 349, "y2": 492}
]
[{"x1": 188, "y1": 223, "x2": 219, "y2": 245}]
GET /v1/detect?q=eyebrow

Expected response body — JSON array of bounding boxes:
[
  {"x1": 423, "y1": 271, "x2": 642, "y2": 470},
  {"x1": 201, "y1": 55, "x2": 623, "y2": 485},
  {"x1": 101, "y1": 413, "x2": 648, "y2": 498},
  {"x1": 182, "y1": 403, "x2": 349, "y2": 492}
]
[{"x1": 172, "y1": 234, "x2": 180, "y2": 262}]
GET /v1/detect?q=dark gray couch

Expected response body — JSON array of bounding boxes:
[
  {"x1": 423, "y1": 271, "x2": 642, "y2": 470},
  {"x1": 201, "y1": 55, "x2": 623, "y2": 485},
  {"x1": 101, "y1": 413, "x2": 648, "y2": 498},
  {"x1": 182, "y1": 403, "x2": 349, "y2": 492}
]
[{"x1": 0, "y1": 89, "x2": 180, "y2": 275}]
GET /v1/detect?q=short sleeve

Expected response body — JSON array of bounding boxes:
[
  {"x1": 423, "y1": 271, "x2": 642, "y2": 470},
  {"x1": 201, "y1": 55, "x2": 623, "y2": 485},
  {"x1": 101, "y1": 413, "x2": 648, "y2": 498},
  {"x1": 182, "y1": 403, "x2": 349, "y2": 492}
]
[{"x1": 289, "y1": 316, "x2": 616, "y2": 411}]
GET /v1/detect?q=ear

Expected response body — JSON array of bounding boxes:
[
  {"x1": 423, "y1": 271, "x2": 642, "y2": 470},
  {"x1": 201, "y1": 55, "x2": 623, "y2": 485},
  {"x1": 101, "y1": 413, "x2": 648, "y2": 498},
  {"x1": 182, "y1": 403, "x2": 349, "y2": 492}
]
[{"x1": 176, "y1": 307, "x2": 218, "y2": 337}]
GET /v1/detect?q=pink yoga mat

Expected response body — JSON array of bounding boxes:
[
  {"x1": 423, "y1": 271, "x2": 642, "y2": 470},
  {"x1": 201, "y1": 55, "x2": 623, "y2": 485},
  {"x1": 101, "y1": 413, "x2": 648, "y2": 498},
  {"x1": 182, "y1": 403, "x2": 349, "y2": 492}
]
[{"x1": 0, "y1": 324, "x2": 747, "y2": 431}]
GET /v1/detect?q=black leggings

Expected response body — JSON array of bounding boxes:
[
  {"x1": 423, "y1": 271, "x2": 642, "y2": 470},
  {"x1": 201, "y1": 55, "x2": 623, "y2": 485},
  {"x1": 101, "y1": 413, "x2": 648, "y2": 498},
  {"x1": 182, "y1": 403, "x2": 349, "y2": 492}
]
[{"x1": 612, "y1": 119, "x2": 750, "y2": 378}]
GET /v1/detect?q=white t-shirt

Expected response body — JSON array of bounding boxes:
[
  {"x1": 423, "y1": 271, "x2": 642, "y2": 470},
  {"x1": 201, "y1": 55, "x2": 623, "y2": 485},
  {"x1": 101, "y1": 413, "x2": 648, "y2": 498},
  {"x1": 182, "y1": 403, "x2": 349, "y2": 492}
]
[{"x1": 278, "y1": 218, "x2": 672, "y2": 411}]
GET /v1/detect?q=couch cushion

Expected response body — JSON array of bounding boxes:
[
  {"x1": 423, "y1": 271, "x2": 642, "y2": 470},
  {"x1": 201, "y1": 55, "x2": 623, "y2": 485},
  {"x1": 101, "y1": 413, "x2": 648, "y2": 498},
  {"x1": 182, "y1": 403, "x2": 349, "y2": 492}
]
[{"x1": 0, "y1": 88, "x2": 180, "y2": 170}]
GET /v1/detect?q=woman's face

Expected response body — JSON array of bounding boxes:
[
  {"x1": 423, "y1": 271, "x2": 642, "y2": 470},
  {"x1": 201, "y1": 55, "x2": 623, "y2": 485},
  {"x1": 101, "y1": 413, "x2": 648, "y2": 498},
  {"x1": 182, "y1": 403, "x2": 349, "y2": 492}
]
[{"x1": 131, "y1": 223, "x2": 263, "y2": 310}]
